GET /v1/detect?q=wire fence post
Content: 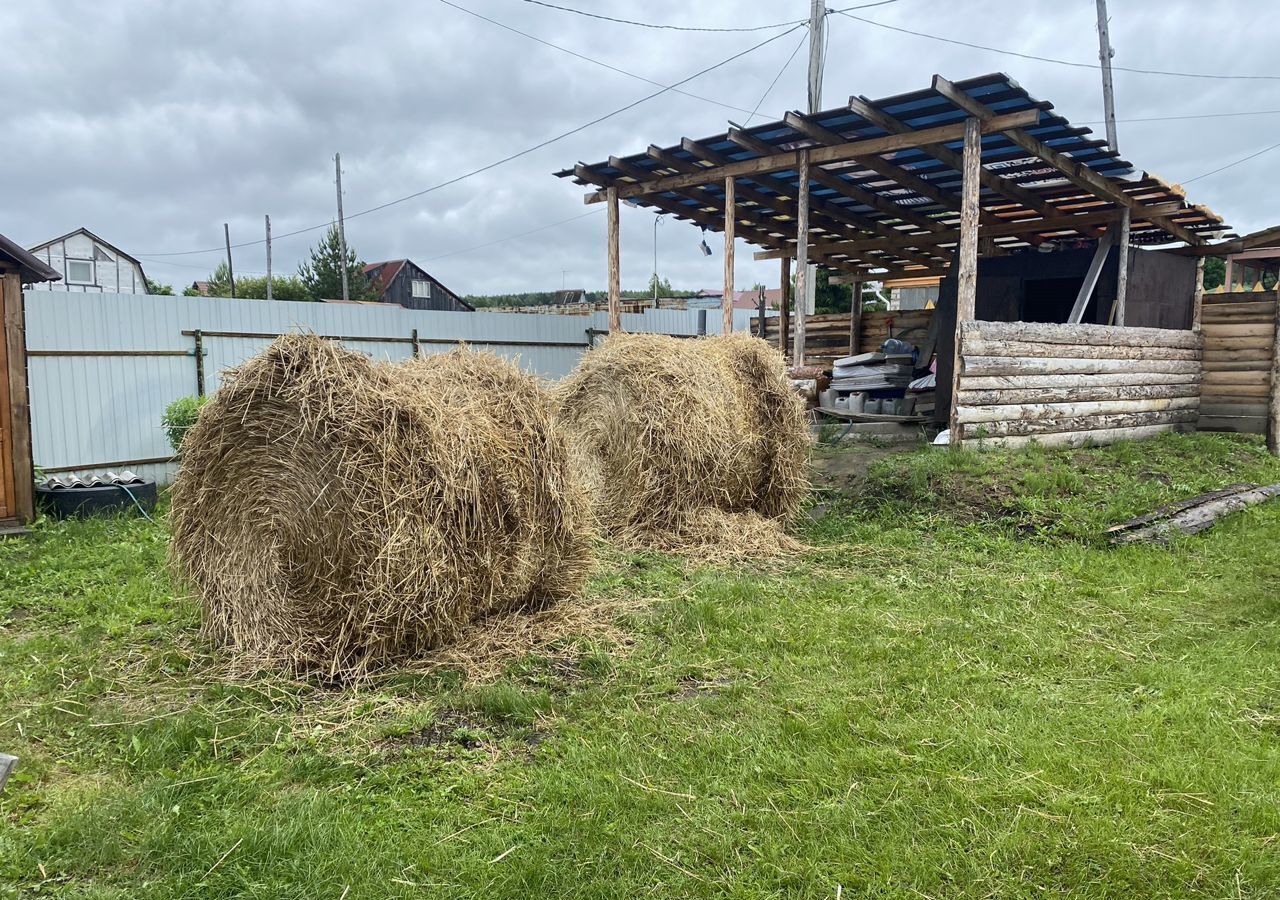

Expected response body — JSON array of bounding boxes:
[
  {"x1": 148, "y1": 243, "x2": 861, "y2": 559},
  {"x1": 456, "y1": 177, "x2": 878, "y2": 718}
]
[
  {"x1": 411, "y1": 328, "x2": 421, "y2": 358},
  {"x1": 193, "y1": 330, "x2": 205, "y2": 397}
]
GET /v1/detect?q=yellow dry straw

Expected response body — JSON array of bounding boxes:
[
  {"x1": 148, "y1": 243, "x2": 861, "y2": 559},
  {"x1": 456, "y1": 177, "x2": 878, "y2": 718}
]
[
  {"x1": 553, "y1": 331, "x2": 809, "y2": 557},
  {"x1": 169, "y1": 334, "x2": 593, "y2": 679}
]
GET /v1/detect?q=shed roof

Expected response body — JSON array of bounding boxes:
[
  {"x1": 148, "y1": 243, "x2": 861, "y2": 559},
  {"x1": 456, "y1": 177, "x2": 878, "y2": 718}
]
[
  {"x1": 559, "y1": 73, "x2": 1229, "y2": 278},
  {"x1": 0, "y1": 233, "x2": 61, "y2": 284}
]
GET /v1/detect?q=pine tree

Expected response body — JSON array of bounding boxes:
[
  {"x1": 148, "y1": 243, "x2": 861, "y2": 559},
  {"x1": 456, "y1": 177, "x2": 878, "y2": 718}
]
[{"x1": 297, "y1": 225, "x2": 378, "y2": 301}]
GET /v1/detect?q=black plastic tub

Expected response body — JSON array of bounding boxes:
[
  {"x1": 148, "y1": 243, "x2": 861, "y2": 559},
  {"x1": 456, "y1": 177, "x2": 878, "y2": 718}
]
[{"x1": 36, "y1": 479, "x2": 158, "y2": 520}]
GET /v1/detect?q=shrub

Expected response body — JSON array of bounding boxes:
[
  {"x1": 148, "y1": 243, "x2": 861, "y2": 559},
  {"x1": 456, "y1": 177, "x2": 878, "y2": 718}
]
[{"x1": 161, "y1": 395, "x2": 208, "y2": 452}]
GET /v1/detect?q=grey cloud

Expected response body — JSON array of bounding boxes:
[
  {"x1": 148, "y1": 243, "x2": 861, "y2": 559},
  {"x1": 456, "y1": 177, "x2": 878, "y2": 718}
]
[{"x1": 3, "y1": 0, "x2": 1277, "y2": 296}]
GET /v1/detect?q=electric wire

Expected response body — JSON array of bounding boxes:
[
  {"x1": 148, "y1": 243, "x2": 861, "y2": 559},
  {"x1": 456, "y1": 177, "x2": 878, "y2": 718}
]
[
  {"x1": 1183, "y1": 139, "x2": 1280, "y2": 185},
  {"x1": 137, "y1": 18, "x2": 806, "y2": 257},
  {"x1": 745, "y1": 27, "x2": 810, "y2": 125},
  {"x1": 834, "y1": 9, "x2": 1280, "y2": 81}
]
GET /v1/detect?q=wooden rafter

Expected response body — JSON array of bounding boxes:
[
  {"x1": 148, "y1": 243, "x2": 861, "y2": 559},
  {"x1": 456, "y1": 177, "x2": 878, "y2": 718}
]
[
  {"x1": 931, "y1": 75, "x2": 1206, "y2": 246},
  {"x1": 582, "y1": 109, "x2": 1040, "y2": 204},
  {"x1": 750, "y1": 201, "x2": 1185, "y2": 262}
]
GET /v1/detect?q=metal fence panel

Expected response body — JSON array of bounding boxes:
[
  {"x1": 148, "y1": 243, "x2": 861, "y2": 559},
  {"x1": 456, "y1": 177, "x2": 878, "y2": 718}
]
[{"x1": 24, "y1": 292, "x2": 757, "y2": 484}]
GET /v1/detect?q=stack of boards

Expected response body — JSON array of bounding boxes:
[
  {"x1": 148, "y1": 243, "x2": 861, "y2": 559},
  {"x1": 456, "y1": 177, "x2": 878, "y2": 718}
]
[{"x1": 829, "y1": 351, "x2": 915, "y2": 392}]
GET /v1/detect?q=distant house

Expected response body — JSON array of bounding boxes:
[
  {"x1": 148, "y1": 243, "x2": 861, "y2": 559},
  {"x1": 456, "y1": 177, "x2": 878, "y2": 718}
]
[
  {"x1": 26, "y1": 228, "x2": 150, "y2": 294},
  {"x1": 362, "y1": 259, "x2": 472, "y2": 311}
]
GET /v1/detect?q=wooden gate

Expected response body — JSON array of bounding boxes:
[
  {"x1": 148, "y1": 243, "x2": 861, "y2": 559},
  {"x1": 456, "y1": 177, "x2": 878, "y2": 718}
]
[{"x1": 1197, "y1": 288, "x2": 1278, "y2": 435}]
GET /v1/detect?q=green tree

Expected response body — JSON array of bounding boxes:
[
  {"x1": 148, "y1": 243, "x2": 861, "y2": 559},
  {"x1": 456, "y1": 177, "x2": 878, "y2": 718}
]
[
  {"x1": 146, "y1": 278, "x2": 175, "y2": 295},
  {"x1": 195, "y1": 263, "x2": 313, "y2": 301},
  {"x1": 645, "y1": 273, "x2": 674, "y2": 297},
  {"x1": 297, "y1": 225, "x2": 378, "y2": 302},
  {"x1": 812, "y1": 269, "x2": 852, "y2": 315},
  {"x1": 1203, "y1": 256, "x2": 1225, "y2": 291}
]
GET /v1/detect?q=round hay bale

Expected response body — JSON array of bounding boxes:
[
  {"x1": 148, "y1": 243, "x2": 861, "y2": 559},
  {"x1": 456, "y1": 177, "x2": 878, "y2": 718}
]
[
  {"x1": 553, "y1": 331, "x2": 808, "y2": 556},
  {"x1": 169, "y1": 334, "x2": 593, "y2": 678}
]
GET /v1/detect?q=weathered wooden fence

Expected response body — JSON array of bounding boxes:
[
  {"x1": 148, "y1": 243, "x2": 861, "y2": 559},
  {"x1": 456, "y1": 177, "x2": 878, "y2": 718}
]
[
  {"x1": 754, "y1": 308, "x2": 935, "y2": 365},
  {"x1": 1197, "y1": 288, "x2": 1277, "y2": 435},
  {"x1": 953, "y1": 320, "x2": 1203, "y2": 448}
]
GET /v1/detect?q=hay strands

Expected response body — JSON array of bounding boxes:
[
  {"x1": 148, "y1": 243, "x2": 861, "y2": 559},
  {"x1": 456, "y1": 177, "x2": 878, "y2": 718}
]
[{"x1": 1108, "y1": 482, "x2": 1280, "y2": 545}]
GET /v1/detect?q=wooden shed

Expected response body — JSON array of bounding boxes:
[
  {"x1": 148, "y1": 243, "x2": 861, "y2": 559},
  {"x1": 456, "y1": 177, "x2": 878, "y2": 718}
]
[
  {"x1": 559, "y1": 72, "x2": 1280, "y2": 451},
  {"x1": 0, "y1": 233, "x2": 60, "y2": 533}
]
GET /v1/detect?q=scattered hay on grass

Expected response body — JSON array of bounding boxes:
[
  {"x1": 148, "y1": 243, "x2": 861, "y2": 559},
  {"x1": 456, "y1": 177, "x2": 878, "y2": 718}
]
[
  {"x1": 553, "y1": 331, "x2": 809, "y2": 560},
  {"x1": 169, "y1": 334, "x2": 593, "y2": 680}
]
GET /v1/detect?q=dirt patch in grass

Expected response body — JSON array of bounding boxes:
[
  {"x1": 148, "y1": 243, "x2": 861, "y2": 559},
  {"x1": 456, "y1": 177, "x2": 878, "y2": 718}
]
[{"x1": 402, "y1": 710, "x2": 489, "y2": 750}]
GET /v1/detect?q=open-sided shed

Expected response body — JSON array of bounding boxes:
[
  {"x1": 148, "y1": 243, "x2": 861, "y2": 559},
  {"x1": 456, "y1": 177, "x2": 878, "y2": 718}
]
[{"x1": 560, "y1": 73, "x2": 1280, "y2": 451}]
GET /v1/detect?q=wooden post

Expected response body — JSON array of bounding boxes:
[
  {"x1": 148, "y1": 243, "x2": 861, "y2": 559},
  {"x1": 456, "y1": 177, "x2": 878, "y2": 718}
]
[
  {"x1": 1114, "y1": 210, "x2": 1131, "y2": 326},
  {"x1": 723, "y1": 176, "x2": 736, "y2": 335},
  {"x1": 793, "y1": 150, "x2": 811, "y2": 365},
  {"x1": 950, "y1": 116, "x2": 982, "y2": 447},
  {"x1": 1191, "y1": 257, "x2": 1206, "y2": 333},
  {"x1": 411, "y1": 328, "x2": 421, "y2": 358},
  {"x1": 2, "y1": 273, "x2": 33, "y2": 524},
  {"x1": 1268, "y1": 285, "x2": 1280, "y2": 455},
  {"x1": 264, "y1": 214, "x2": 273, "y2": 302},
  {"x1": 849, "y1": 279, "x2": 863, "y2": 354},
  {"x1": 193, "y1": 330, "x2": 205, "y2": 397},
  {"x1": 223, "y1": 223, "x2": 236, "y2": 299},
  {"x1": 779, "y1": 257, "x2": 792, "y2": 355},
  {"x1": 606, "y1": 186, "x2": 621, "y2": 333}
]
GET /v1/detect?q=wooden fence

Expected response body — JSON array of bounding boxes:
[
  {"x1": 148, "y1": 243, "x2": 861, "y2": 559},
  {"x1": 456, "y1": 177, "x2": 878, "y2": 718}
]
[
  {"x1": 953, "y1": 320, "x2": 1203, "y2": 448},
  {"x1": 1197, "y1": 289, "x2": 1277, "y2": 435},
  {"x1": 754, "y1": 308, "x2": 935, "y2": 365}
]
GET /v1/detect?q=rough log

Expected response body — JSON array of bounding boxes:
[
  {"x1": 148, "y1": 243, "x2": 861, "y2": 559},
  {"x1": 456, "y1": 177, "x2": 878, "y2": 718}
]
[
  {"x1": 1204, "y1": 336, "x2": 1275, "y2": 352},
  {"x1": 967, "y1": 409, "x2": 1197, "y2": 438},
  {"x1": 1200, "y1": 401, "x2": 1270, "y2": 417},
  {"x1": 966, "y1": 423, "x2": 1186, "y2": 450},
  {"x1": 961, "y1": 356, "x2": 1201, "y2": 377},
  {"x1": 961, "y1": 319, "x2": 1202, "y2": 350},
  {"x1": 957, "y1": 382, "x2": 1200, "y2": 407},
  {"x1": 960, "y1": 338, "x2": 1199, "y2": 361},
  {"x1": 960, "y1": 372, "x2": 1199, "y2": 391},
  {"x1": 1197, "y1": 416, "x2": 1266, "y2": 434},
  {"x1": 957, "y1": 396, "x2": 1199, "y2": 424}
]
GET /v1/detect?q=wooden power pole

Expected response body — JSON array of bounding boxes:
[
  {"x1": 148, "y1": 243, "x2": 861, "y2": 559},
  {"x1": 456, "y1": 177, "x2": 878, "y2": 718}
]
[
  {"x1": 335, "y1": 153, "x2": 350, "y2": 303},
  {"x1": 1095, "y1": 0, "x2": 1129, "y2": 325},
  {"x1": 264, "y1": 214, "x2": 273, "y2": 302},
  {"x1": 794, "y1": 0, "x2": 825, "y2": 365},
  {"x1": 223, "y1": 223, "x2": 235, "y2": 299}
]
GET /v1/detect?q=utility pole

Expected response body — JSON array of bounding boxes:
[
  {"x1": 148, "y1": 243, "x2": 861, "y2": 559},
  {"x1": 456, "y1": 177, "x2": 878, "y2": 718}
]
[
  {"x1": 794, "y1": 0, "x2": 825, "y2": 363},
  {"x1": 334, "y1": 152, "x2": 350, "y2": 303},
  {"x1": 1095, "y1": 0, "x2": 1119, "y2": 152},
  {"x1": 223, "y1": 222, "x2": 236, "y2": 299},
  {"x1": 1095, "y1": 0, "x2": 1129, "y2": 324},
  {"x1": 264, "y1": 214, "x2": 273, "y2": 302},
  {"x1": 652, "y1": 213, "x2": 665, "y2": 301}
]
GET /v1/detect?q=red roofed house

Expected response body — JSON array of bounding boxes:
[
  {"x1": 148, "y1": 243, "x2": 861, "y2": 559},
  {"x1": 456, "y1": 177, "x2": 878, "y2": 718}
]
[{"x1": 362, "y1": 259, "x2": 473, "y2": 312}]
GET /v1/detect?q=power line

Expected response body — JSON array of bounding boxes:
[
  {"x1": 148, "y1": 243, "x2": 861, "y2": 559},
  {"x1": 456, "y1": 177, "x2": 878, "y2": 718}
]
[
  {"x1": 137, "y1": 19, "x2": 806, "y2": 258},
  {"x1": 423, "y1": 209, "x2": 603, "y2": 262},
  {"x1": 835, "y1": 9, "x2": 1280, "y2": 81},
  {"x1": 441, "y1": 0, "x2": 773, "y2": 118},
  {"x1": 519, "y1": 0, "x2": 806, "y2": 33},
  {"x1": 745, "y1": 27, "x2": 810, "y2": 125},
  {"x1": 1183, "y1": 139, "x2": 1280, "y2": 185},
  {"x1": 1077, "y1": 108, "x2": 1280, "y2": 126}
]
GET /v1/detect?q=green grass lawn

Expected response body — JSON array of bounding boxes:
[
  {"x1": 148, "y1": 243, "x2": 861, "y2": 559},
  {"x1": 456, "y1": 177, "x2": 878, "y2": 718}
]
[{"x1": 3, "y1": 432, "x2": 1280, "y2": 898}]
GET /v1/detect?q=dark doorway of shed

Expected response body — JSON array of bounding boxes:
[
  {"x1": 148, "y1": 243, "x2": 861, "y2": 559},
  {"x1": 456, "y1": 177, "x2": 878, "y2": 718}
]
[{"x1": 1021, "y1": 277, "x2": 1086, "y2": 323}]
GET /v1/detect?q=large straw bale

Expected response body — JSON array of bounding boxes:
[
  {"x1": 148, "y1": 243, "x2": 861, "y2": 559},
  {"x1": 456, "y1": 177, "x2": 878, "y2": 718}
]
[
  {"x1": 553, "y1": 331, "x2": 808, "y2": 557},
  {"x1": 169, "y1": 334, "x2": 593, "y2": 678}
]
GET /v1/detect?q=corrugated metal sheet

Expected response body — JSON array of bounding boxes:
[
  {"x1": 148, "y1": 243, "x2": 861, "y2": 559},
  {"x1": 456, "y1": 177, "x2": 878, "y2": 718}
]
[{"x1": 25, "y1": 292, "x2": 754, "y2": 484}]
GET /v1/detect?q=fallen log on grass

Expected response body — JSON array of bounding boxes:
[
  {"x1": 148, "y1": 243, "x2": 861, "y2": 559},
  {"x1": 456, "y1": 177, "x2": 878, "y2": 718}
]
[{"x1": 1108, "y1": 483, "x2": 1280, "y2": 544}]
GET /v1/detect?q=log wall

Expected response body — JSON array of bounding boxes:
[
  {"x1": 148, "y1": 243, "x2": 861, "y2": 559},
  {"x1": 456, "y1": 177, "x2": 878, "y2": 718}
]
[
  {"x1": 754, "y1": 307, "x2": 934, "y2": 366},
  {"x1": 954, "y1": 320, "x2": 1203, "y2": 449},
  {"x1": 1196, "y1": 289, "x2": 1277, "y2": 435}
]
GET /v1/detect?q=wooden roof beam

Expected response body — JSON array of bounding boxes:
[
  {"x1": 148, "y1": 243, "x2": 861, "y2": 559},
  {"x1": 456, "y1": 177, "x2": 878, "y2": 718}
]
[
  {"x1": 781, "y1": 110, "x2": 1032, "y2": 243},
  {"x1": 725, "y1": 127, "x2": 947, "y2": 235},
  {"x1": 750, "y1": 201, "x2": 1187, "y2": 261},
  {"x1": 676, "y1": 137, "x2": 948, "y2": 270},
  {"x1": 576, "y1": 165, "x2": 932, "y2": 278},
  {"x1": 582, "y1": 108, "x2": 1040, "y2": 203},
  {"x1": 846, "y1": 94, "x2": 1100, "y2": 238},
  {"x1": 1170, "y1": 224, "x2": 1280, "y2": 257},
  {"x1": 931, "y1": 75, "x2": 1206, "y2": 246}
]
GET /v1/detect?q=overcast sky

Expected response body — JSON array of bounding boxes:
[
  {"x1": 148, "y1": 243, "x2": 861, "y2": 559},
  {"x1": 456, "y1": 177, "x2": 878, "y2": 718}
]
[{"x1": 4, "y1": 0, "x2": 1279, "y2": 297}]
